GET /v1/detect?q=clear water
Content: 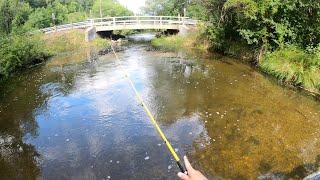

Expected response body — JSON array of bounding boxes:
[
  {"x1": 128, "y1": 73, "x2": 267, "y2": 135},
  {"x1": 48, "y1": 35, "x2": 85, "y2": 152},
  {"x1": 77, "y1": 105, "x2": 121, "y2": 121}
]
[{"x1": 0, "y1": 37, "x2": 319, "y2": 179}]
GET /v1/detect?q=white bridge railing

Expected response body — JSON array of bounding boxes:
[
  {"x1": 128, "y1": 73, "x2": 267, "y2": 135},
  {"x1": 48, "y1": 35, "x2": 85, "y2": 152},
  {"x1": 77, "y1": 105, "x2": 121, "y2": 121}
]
[{"x1": 40, "y1": 16, "x2": 197, "y2": 34}]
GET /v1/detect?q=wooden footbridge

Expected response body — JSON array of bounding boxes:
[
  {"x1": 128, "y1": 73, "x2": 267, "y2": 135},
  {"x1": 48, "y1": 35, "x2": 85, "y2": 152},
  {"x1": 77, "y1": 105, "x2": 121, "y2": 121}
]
[{"x1": 40, "y1": 16, "x2": 197, "y2": 34}]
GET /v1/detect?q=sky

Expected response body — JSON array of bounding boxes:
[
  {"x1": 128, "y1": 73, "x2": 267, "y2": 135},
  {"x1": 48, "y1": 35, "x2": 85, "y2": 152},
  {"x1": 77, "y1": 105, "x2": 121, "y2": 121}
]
[{"x1": 118, "y1": 0, "x2": 147, "y2": 14}]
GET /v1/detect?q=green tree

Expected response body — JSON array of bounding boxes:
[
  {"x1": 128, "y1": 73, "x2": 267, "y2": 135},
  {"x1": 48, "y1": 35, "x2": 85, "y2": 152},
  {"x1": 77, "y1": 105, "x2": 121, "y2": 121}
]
[
  {"x1": 186, "y1": 0, "x2": 208, "y2": 20},
  {"x1": 142, "y1": 0, "x2": 173, "y2": 15},
  {"x1": 26, "y1": 0, "x2": 47, "y2": 8},
  {"x1": 0, "y1": 0, "x2": 34, "y2": 34},
  {"x1": 91, "y1": 0, "x2": 133, "y2": 17},
  {"x1": 0, "y1": 0, "x2": 16, "y2": 34},
  {"x1": 202, "y1": 0, "x2": 320, "y2": 50},
  {"x1": 142, "y1": 0, "x2": 183, "y2": 16},
  {"x1": 142, "y1": 0, "x2": 206, "y2": 19},
  {"x1": 24, "y1": 7, "x2": 53, "y2": 29},
  {"x1": 24, "y1": 1, "x2": 71, "y2": 29},
  {"x1": 11, "y1": 3, "x2": 32, "y2": 33}
]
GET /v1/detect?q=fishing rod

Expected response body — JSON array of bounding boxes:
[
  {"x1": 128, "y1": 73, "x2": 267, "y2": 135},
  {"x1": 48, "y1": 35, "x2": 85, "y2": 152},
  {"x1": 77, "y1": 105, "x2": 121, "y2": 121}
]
[{"x1": 110, "y1": 43, "x2": 186, "y2": 173}]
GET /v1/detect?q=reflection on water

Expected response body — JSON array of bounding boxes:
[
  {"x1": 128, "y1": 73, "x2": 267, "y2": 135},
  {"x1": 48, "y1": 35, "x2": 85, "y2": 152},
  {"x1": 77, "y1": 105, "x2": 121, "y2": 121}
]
[
  {"x1": 128, "y1": 33, "x2": 156, "y2": 42},
  {"x1": 0, "y1": 42, "x2": 319, "y2": 179}
]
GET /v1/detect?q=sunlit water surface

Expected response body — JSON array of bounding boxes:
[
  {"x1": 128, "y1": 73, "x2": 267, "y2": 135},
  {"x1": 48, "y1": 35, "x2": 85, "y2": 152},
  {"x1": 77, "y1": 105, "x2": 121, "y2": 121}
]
[{"x1": 0, "y1": 35, "x2": 319, "y2": 179}]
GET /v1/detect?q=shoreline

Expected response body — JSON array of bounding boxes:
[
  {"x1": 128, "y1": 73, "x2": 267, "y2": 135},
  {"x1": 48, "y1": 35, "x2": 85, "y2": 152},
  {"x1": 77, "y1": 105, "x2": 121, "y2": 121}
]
[
  {"x1": 151, "y1": 34, "x2": 320, "y2": 100},
  {"x1": 0, "y1": 30, "x2": 110, "y2": 84}
]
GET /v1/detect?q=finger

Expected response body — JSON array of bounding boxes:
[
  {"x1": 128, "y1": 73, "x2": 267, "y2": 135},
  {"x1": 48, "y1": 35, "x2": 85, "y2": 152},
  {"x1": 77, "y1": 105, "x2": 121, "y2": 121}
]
[
  {"x1": 177, "y1": 172, "x2": 189, "y2": 180},
  {"x1": 184, "y1": 156, "x2": 194, "y2": 172}
]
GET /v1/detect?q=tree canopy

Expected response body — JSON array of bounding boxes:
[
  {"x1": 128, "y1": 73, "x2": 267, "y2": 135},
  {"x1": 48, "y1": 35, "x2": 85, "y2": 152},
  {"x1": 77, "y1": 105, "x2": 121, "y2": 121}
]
[
  {"x1": 0, "y1": 0, "x2": 132, "y2": 80},
  {"x1": 142, "y1": 0, "x2": 207, "y2": 20},
  {"x1": 145, "y1": 0, "x2": 320, "y2": 92},
  {"x1": 202, "y1": 0, "x2": 320, "y2": 50},
  {"x1": 0, "y1": 0, "x2": 132, "y2": 34},
  {"x1": 92, "y1": 0, "x2": 133, "y2": 17}
]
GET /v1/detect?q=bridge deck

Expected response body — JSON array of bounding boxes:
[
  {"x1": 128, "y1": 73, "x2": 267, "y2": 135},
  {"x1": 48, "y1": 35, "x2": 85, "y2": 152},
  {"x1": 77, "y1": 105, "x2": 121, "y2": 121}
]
[{"x1": 40, "y1": 16, "x2": 197, "y2": 34}]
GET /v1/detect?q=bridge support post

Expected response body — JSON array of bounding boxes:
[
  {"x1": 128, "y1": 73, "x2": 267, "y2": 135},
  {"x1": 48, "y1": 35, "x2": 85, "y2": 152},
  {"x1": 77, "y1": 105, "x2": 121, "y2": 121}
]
[
  {"x1": 178, "y1": 25, "x2": 190, "y2": 36},
  {"x1": 85, "y1": 27, "x2": 96, "y2": 42},
  {"x1": 90, "y1": 19, "x2": 94, "y2": 27}
]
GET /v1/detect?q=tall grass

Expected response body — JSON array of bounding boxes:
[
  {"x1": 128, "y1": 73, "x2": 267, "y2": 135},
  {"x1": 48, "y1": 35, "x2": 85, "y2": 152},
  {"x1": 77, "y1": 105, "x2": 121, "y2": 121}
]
[
  {"x1": 43, "y1": 30, "x2": 110, "y2": 55},
  {"x1": 151, "y1": 32, "x2": 209, "y2": 53},
  {"x1": 261, "y1": 45, "x2": 320, "y2": 93}
]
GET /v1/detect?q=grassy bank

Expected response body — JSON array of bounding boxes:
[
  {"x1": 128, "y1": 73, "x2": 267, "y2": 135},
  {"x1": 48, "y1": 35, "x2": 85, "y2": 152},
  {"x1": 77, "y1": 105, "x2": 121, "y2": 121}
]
[
  {"x1": 152, "y1": 34, "x2": 320, "y2": 95},
  {"x1": 43, "y1": 29, "x2": 109, "y2": 55},
  {"x1": 260, "y1": 45, "x2": 320, "y2": 94},
  {"x1": 0, "y1": 30, "x2": 109, "y2": 82},
  {"x1": 151, "y1": 32, "x2": 209, "y2": 53}
]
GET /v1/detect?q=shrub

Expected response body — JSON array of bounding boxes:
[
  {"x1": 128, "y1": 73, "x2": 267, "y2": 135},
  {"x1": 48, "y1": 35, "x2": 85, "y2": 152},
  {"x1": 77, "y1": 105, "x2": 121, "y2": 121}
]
[{"x1": 0, "y1": 34, "x2": 50, "y2": 79}]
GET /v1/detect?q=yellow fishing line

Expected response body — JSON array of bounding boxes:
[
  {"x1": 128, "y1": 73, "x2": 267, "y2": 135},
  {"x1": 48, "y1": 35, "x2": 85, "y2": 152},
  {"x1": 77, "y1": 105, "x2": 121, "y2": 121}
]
[{"x1": 110, "y1": 43, "x2": 182, "y2": 163}]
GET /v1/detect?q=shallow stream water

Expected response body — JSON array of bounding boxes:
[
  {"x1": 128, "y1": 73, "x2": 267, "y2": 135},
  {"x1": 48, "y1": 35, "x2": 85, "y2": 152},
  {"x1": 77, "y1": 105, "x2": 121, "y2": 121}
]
[{"x1": 0, "y1": 34, "x2": 320, "y2": 179}]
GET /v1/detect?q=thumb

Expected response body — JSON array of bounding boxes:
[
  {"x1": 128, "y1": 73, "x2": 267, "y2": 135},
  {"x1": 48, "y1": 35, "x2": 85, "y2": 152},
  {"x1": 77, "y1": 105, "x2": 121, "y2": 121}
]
[{"x1": 177, "y1": 172, "x2": 189, "y2": 180}]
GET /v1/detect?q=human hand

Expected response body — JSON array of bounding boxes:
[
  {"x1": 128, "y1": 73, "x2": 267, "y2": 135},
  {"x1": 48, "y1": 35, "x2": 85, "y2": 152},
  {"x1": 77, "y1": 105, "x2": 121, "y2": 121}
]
[{"x1": 177, "y1": 156, "x2": 207, "y2": 180}]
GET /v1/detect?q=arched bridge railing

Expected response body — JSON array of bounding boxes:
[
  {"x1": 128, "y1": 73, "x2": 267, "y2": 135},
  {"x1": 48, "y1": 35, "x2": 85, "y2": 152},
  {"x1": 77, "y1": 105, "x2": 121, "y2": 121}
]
[{"x1": 40, "y1": 16, "x2": 197, "y2": 34}]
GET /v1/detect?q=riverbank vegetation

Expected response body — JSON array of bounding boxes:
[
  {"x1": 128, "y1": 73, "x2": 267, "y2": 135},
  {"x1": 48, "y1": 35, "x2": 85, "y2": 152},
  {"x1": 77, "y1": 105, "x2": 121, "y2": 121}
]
[
  {"x1": 261, "y1": 45, "x2": 320, "y2": 94},
  {"x1": 152, "y1": 30, "x2": 209, "y2": 53},
  {"x1": 43, "y1": 30, "x2": 109, "y2": 55},
  {"x1": 0, "y1": 34, "x2": 49, "y2": 80},
  {"x1": 0, "y1": 0, "x2": 131, "y2": 82},
  {"x1": 147, "y1": 0, "x2": 320, "y2": 94}
]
